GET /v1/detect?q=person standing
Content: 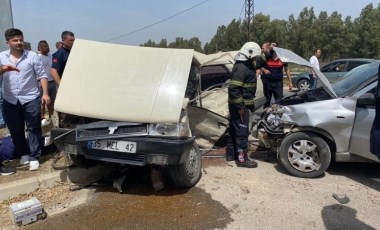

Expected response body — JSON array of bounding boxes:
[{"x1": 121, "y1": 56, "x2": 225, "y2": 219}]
[
  {"x1": 309, "y1": 48, "x2": 321, "y2": 89},
  {"x1": 0, "y1": 71, "x2": 5, "y2": 129},
  {"x1": 55, "y1": 41, "x2": 62, "y2": 50},
  {"x1": 0, "y1": 64, "x2": 19, "y2": 175},
  {"x1": 51, "y1": 31, "x2": 75, "y2": 86},
  {"x1": 260, "y1": 50, "x2": 292, "y2": 107},
  {"x1": 257, "y1": 42, "x2": 273, "y2": 108},
  {"x1": 38, "y1": 40, "x2": 56, "y2": 121},
  {"x1": 23, "y1": 42, "x2": 31, "y2": 51},
  {"x1": 0, "y1": 28, "x2": 50, "y2": 171},
  {"x1": 226, "y1": 42, "x2": 260, "y2": 168}
]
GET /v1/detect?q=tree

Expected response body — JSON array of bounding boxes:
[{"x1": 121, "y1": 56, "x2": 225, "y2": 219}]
[
  {"x1": 140, "y1": 4, "x2": 380, "y2": 60},
  {"x1": 158, "y1": 39, "x2": 168, "y2": 48},
  {"x1": 354, "y1": 3, "x2": 380, "y2": 58},
  {"x1": 204, "y1": 25, "x2": 227, "y2": 54},
  {"x1": 141, "y1": 39, "x2": 157, "y2": 47},
  {"x1": 251, "y1": 13, "x2": 271, "y2": 45}
]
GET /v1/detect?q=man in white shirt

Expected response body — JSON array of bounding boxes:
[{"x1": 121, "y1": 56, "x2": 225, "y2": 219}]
[
  {"x1": 309, "y1": 48, "x2": 321, "y2": 89},
  {"x1": 0, "y1": 29, "x2": 50, "y2": 171},
  {"x1": 38, "y1": 40, "x2": 56, "y2": 121}
]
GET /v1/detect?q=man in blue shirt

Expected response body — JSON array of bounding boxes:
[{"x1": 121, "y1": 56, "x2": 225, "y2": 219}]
[
  {"x1": 0, "y1": 28, "x2": 51, "y2": 171},
  {"x1": 51, "y1": 31, "x2": 75, "y2": 86}
]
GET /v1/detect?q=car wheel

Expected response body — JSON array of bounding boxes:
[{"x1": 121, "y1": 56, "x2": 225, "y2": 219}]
[
  {"x1": 169, "y1": 143, "x2": 202, "y2": 188},
  {"x1": 297, "y1": 79, "x2": 311, "y2": 91},
  {"x1": 278, "y1": 132, "x2": 331, "y2": 178}
]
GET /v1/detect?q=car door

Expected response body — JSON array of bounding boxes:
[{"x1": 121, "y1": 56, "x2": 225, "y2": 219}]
[{"x1": 348, "y1": 83, "x2": 380, "y2": 162}]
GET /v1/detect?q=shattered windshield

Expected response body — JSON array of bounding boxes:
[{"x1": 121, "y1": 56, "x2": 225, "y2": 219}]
[{"x1": 332, "y1": 62, "x2": 379, "y2": 97}]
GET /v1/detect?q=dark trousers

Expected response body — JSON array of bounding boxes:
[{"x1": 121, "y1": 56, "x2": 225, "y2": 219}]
[
  {"x1": 309, "y1": 74, "x2": 317, "y2": 89},
  {"x1": 226, "y1": 104, "x2": 250, "y2": 159},
  {"x1": 265, "y1": 79, "x2": 283, "y2": 107},
  {"x1": 2, "y1": 97, "x2": 42, "y2": 160},
  {"x1": 262, "y1": 77, "x2": 270, "y2": 108}
]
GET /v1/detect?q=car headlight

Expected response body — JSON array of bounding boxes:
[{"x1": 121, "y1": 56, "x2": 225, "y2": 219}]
[{"x1": 148, "y1": 123, "x2": 189, "y2": 138}]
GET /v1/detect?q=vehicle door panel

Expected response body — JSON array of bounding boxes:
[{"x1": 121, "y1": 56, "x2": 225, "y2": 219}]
[{"x1": 348, "y1": 87, "x2": 380, "y2": 162}]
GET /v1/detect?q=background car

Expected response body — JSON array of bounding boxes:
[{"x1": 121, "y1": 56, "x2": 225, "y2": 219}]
[{"x1": 291, "y1": 58, "x2": 378, "y2": 90}]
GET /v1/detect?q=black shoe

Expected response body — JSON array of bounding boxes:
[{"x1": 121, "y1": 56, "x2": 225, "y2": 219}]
[
  {"x1": 0, "y1": 166, "x2": 16, "y2": 176},
  {"x1": 236, "y1": 159, "x2": 258, "y2": 168},
  {"x1": 226, "y1": 155, "x2": 235, "y2": 161}
]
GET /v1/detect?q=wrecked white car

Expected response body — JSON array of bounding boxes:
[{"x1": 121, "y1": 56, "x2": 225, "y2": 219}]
[
  {"x1": 254, "y1": 47, "x2": 380, "y2": 178},
  {"x1": 51, "y1": 39, "x2": 264, "y2": 188}
]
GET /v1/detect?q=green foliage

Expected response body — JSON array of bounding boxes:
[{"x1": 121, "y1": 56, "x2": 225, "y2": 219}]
[{"x1": 141, "y1": 3, "x2": 380, "y2": 61}]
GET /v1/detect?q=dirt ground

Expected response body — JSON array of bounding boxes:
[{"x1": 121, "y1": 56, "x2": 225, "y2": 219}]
[
  {"x1": 0, "y1": 149, "x2": 89, "y2": 229},
  {"x1": 1, "y1": 146, "x2": 379, "y2": 229},
  {"x1": 0, "y1": 181, "x2": 89, "y2": 229}
]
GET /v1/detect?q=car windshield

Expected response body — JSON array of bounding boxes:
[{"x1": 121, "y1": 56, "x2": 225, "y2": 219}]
[{"x1": 332, "y1": 62, "x2": 379, "y2": 97}]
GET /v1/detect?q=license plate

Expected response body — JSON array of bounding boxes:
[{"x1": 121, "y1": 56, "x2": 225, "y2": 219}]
[{"x1": 87, "y1": 140, "x2": 136, "y2": 153}]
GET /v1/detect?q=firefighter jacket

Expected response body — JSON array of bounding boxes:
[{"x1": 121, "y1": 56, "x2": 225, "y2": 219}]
[{"x1": 228, "y1": 60, "x2": 257, "y2": 110}]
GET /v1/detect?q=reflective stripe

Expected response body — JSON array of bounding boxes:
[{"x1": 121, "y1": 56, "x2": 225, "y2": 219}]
[
  {"x1": 228, "y1": 97, "x2": 243, "y2": 104},
  {"x1": 243, "y1": 99, "x2": 255, "y2": 105},
  {"x1": 230, "y1": 80, "x2": 244, "y2": 86},
  {"x1": 243, "y1": 82, "x2": 256, "y2": 88}
]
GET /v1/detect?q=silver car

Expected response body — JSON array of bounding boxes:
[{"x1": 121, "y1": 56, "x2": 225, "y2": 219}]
[{"x1": 254, "y1": 47, "x2": 379, "y2": 178}]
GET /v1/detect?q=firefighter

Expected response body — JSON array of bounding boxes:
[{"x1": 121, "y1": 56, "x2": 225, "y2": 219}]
[{"x1": 226, "y1": 42, "x2": 261, "y2": 168}]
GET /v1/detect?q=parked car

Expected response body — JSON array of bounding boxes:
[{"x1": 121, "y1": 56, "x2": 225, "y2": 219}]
[
  {"x1": 51, "y1": 39, "x2": 264, "y2": 188},
  {"x1": 254, "y1": 48, "x2": 379, "y2": 178},
  {"x1": 291, "y1": 58, "x2": 378, "y2": 90}
]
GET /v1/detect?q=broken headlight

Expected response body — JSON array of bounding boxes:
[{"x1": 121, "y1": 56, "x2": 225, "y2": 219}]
[
  {"x1": 148, "y1": 122, "x2": 189, "y2": 138},
  {"x1": 265, "y1": 105, "x2": 284, "y2": 128}
]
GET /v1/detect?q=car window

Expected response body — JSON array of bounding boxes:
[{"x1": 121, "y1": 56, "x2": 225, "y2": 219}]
[
  {"x1": 321, "y1": 61, "x2": 346, "y2": 72},
  {"x1": 347, "y1": 61, "x2": 370, "y2": 71},
  {"x1": 332, "y1": 63, "x2": 379, "y2": 97},
  {"x1": 200, "y1": 65, "x2": 230, "y2": 91},
  {"x1": 333, "y1": 63, "x2": 347, "y2": 72}
]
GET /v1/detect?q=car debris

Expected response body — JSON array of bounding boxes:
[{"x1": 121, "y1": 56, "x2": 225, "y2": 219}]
[
  {"x1": 9, "y1": 197, "x2": 47, "y2": 227},
  {"x1": 332, "y1": 194, "x2": 350, "y2": 204}
]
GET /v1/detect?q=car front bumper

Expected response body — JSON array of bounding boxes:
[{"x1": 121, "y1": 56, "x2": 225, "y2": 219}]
[{"x1": 51, "y1": 128, "x2": 195, "y2": 166}]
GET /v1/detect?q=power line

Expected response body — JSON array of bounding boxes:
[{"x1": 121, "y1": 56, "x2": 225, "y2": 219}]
[{"x1": 104, "y1": 0, "x2": 212, "y2": 42}]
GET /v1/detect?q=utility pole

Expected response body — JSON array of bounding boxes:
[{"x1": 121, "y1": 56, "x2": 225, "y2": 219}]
[
  {"x1": 0, "y1": 0, "x2": 14, "y2": 52},
  {"x1": 245, "y1": 0, "x2": 254, "y2": 41}
]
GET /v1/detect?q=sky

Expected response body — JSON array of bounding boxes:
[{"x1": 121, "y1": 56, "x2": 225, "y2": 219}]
[{"x1": 6, "y1": 0, "x2": 380, "y2": 52}]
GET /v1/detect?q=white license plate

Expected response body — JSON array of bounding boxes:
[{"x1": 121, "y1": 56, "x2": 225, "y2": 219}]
[{"x1": 87, "y1": 140, "x2": 137, "y2": 153}]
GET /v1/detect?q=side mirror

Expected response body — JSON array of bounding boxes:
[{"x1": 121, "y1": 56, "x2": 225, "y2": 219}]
[{"x1": 357, "y1": 93, "x2": 375, "y2": 108}]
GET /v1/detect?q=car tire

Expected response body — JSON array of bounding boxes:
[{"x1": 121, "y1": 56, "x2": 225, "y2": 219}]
[
  {"x1": 297, "y1": 79, "x2": 311, "y2": 91},
  {"x1": 169, "y1": 143, "x2": 202, "y2": 188},
  {"x1": 278, "y1": 132, "x2": 331, "y2": 178}
]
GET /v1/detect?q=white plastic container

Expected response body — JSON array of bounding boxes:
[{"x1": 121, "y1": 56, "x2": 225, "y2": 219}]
[{"x1": 9, "y1": 197, "x2": 46, "y2": 226}]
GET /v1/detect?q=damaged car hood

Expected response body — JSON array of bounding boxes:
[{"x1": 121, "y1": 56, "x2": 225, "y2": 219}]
[
  {"x1": 55, "y1": 39, "x2": 194, "y2": 123},
  {"x1": 274, "y1": 47, "x2": 337, "y2": 98}
]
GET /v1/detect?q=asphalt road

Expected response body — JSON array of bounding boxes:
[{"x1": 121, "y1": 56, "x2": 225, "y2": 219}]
[{"x1": 23, "y1": 153, "x2": 380, "y2": 230}]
